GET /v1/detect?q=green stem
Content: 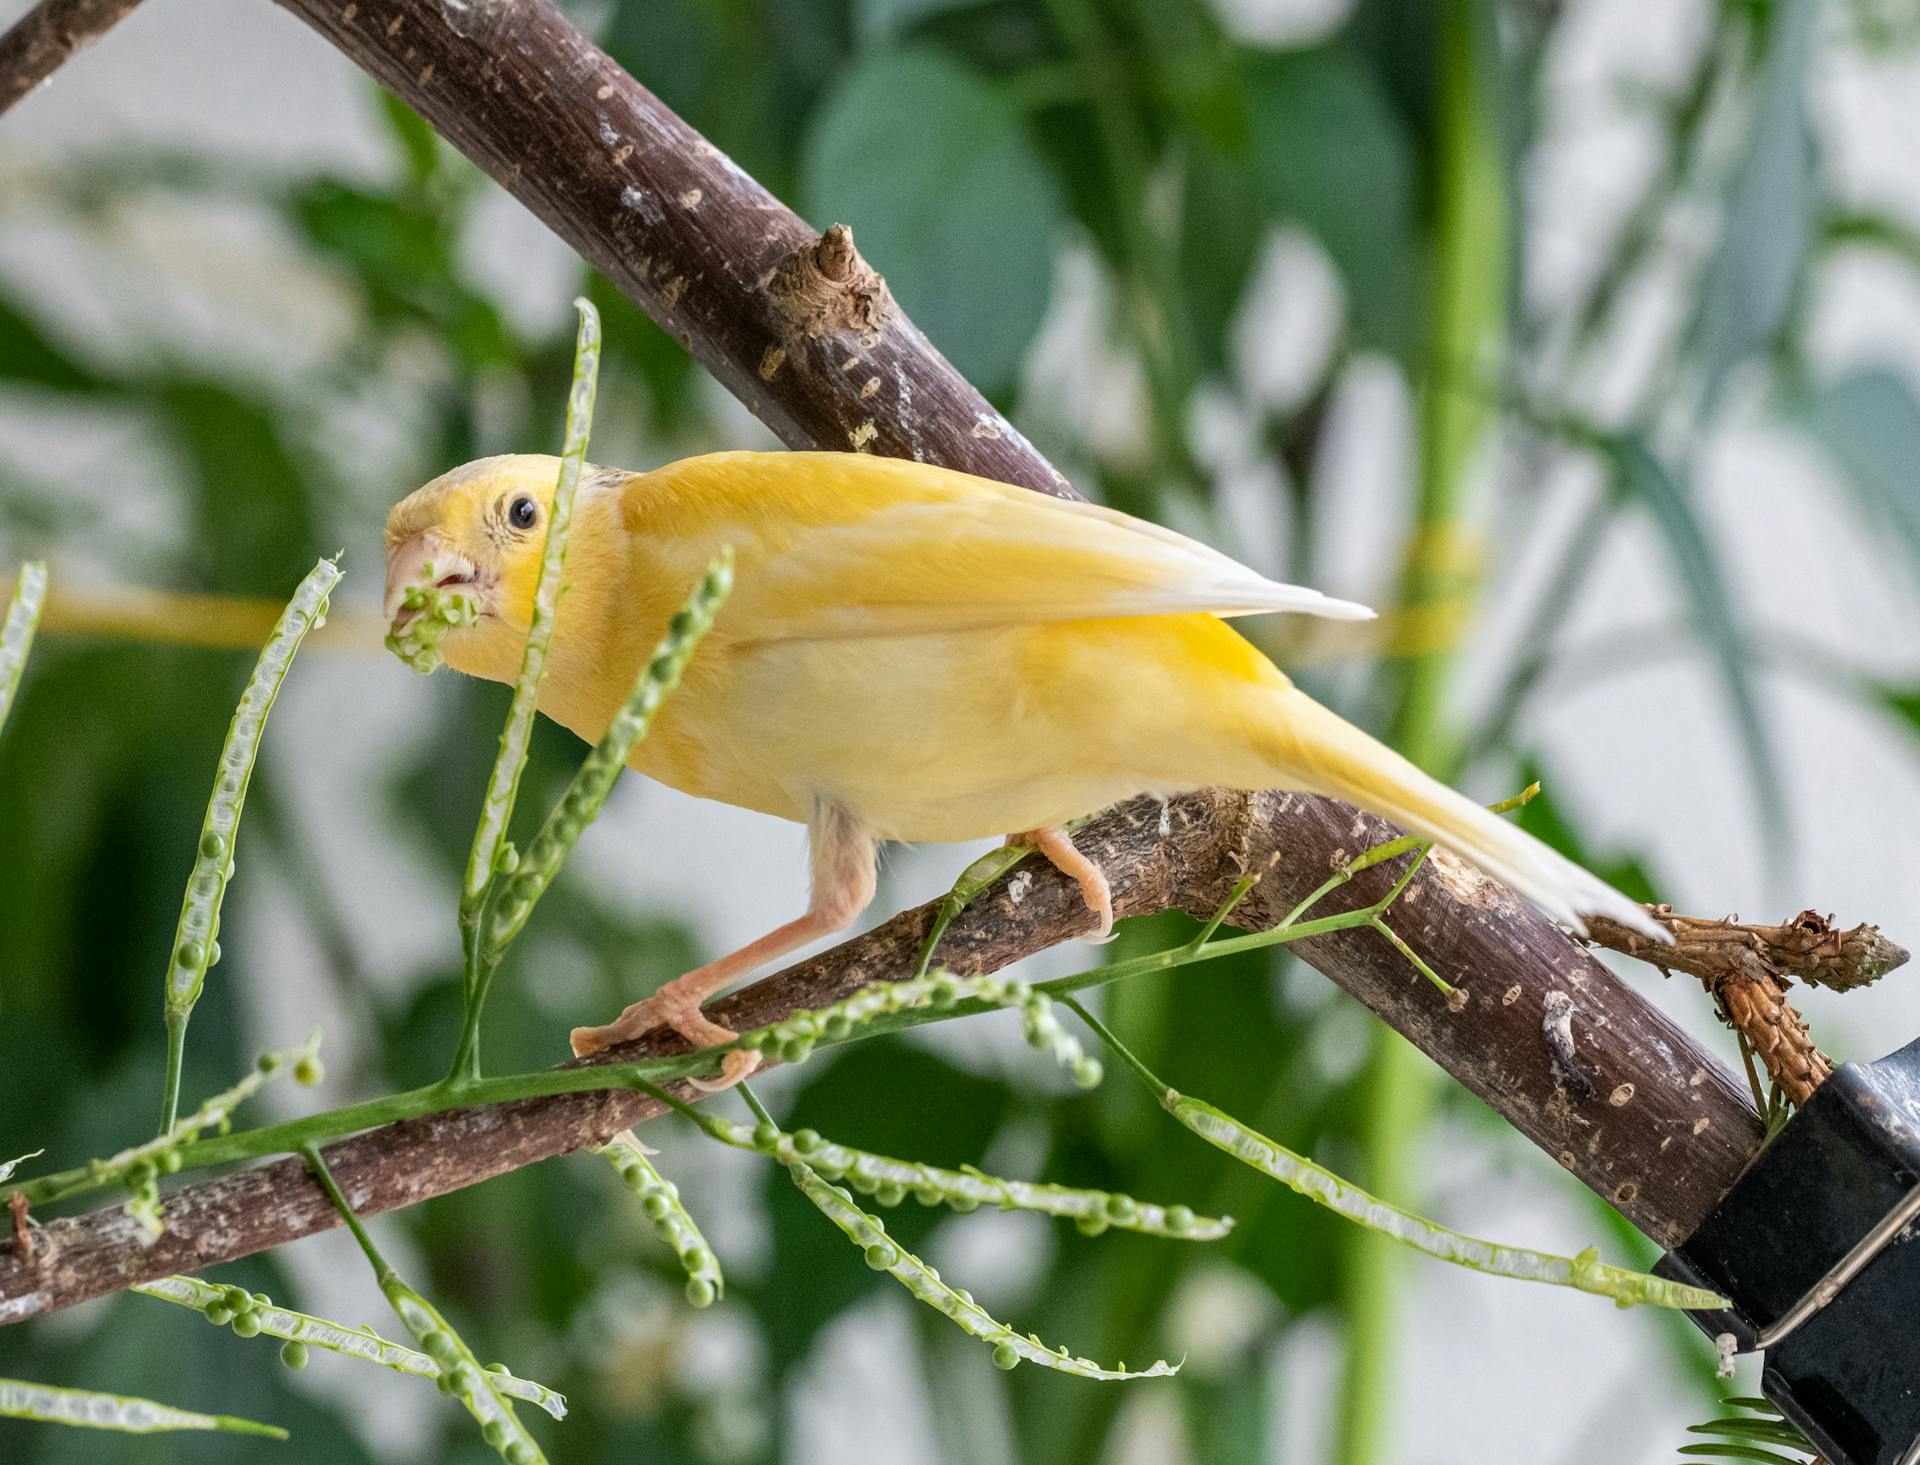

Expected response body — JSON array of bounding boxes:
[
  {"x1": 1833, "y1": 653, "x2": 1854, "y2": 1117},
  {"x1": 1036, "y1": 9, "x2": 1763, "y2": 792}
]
[
  {"x1": 12, "y1": 874, "x2": 1412, "y2": 1211},
  {"x1": 300, "y1": 1144, "x2": 391, "y2": 1281},
  {"x1": 157, "y1": 1012, "x2": 188, "y2": 1135},
  {"x1": 1337, "y1": 6, "x2": 1504, "y2": 1462}
]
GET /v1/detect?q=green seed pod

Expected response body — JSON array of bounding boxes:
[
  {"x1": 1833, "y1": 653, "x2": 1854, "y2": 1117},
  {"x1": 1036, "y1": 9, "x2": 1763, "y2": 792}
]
[
  {"x1": 863, "y1": 1243, "x2": 896, "y2": 1270},
  {"x1": 279, "y1": 1340, "x2": 309, "y2": 1370},
  {"x1": 496, "y1": 843, "x2": 521, "y2": 875},
  {"x1": 930, "y1": 978, "x2": 959, "y2": 1009},
  {"x1": 257, "y1": 1052, "x2": 283, "y2": 1074},
  {"x1": 752, "y1": 1122, "x2": 779, "y2": 1150},
  {"x1": 224, "y1": 1286, "x2": 254, "y2": 1313},
  {"x1": 948, "y1": 1195, "x2": 979, "y2": 1215},
  {"x1": 737, "y1": 1028, "x2": 767, "y2": 1051},
  {"x1": 447, "y1": 1363, "x2": 477, "y2": 1395},
  {"x1": 232, "y1": 1312, "x2": 262, "y2": 1338},
  {"x1": 486, "y1": 1363, "x2": 512, "y2": 1377},
  {"x1": 849, "y1": 1171, "x2": 879, "y2": 1196},
  {"x1": 822, "y1": 1014, "x2": 852, "y2": 1040},
  {"x1": 914, "y1": 1187, "x2": 943, "y2": 1207},
  {"x1": 993, "y1": 1341, "x2": 1020, "y2": 1371},
  {"x1": 207, "y1": 939, "x2": 222, "y2": 967},
  {"x1": 685, "y1": 1277, "x2": 717, "y2": 1309},
  {"x1": 670, "y1": 610, "x2": 696, "y2": 637},
  {"x1": 126, "y1": 1161, "x2": 156, "y2": 1188}
]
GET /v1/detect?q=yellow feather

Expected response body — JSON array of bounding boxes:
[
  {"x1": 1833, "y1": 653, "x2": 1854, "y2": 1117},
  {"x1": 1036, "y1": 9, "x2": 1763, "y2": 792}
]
[{"x1": 386, "y1": 450, "x2": 1663, "y2": 939}]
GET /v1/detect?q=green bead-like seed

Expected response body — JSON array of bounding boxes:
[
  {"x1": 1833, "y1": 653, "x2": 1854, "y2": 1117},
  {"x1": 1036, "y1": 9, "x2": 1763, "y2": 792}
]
[
  {"x1": 507, "y1": 1441, "x2": 538, "y2": 1465},
  {"x1": 483, "y1": 1420, "x2": 509, "y2": 1448},
  {"x1": 791, "y1": 1129, "x2": 821, "y2": 1154},
  {"x1": 752, "y1": 1122, "x2": 779, "y2": 1149},
  {"x1": 930, "y1": 980, "x2": 959, "y2": 1009},
  {"x1": 822, "y1": 1014, "x2": 852, "y2": 1040},
  {"x1": 1165, "y1": 1205, "x2": 1195, "y2": 1234},
  {"x1": 685, "y1": 1277, "x2": 717, "y2": 1309},
  {"x1": 447, "y1": 1363, "x2": 477, "y2": 1395},
  {"x1": 850, "y1": 1171, "x2": 879, "y2": 1196},
  {"x1": 914, "y1": 1187, "x2": 943, "y2": 1207},
  {"x1": 874, "y1": 1183, "x2": 905, "y2": 1207},
  {"x1": 176, "y1": 941, "x2": 205, "y2": 970},
  {"x1": 225, "y1": 1286, "x2": 254, "y2": 1313},
  {"x1": 1072, "y1": 1058, "x2": 1103, "y2": 1089},
  {"x1": 208, "y1": 940, "x2": 222, "y2": 967},
  {"x1": 279, "y1": 1340, "x2": 309, "y2": 1370},
  {"x1": 778, "y1": 1037, "x2": 814, "y2": 1065},
  {"x1": 993, "y1": 1341, "x2": 1020, "y2": 1371},
  {"x1": 863, "y1": 1243, "x2": 896, "y2": 1270},
  {"x1": 126, "y1": 1161, "x2": 156, "y2": 1188},
  {"x1": 257, "y1": 1053, "x2": 282, "y2": 1074},
  {"x1": 737, "y1": 1028, "x2": 767, "y2": 1051},
  {"x1": 670, "y1": 610, "x2": 695, "y2": 637},
  {"x1": 160, "y1": 1150, "x2": 182, "y2": 1174},
  {"x1": 486, "y1": 1363, "x2": 512, "y2": 1377},
  {"x1": 232, "y1": 1312, "x2": 262, "y2": 1338},
  {"x1": 205, "y1": 1305, "x2": 233, "y2": 1326},
  {"x1": 423, "y1": 1330, "x2": 459, "y2": 1363},
  {"x1": 948, "y1": 1195, "x2": 978, "y2": 1215},
  {"x1": 294, "y1": 1057, "x2": 323, "y2": 1086},
  {"x1": 642, "y1": 1191, "x2": 672, "y2": 1220},
  {"x1": 199, "y1": 832, "x2": 226, "y2": 861},
  {"x1": 1075, "y1": 1215, "x2": 1108, "y2": 1237}
]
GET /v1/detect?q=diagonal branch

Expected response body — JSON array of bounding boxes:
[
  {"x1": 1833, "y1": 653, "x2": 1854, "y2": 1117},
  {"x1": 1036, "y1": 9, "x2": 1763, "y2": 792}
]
[
  {"x1": 0, "y1": 0, "x2": 146, "y2": 116},
  {"x1": 3, "y1": 791, "x2": 1765, "y2": 1321}
]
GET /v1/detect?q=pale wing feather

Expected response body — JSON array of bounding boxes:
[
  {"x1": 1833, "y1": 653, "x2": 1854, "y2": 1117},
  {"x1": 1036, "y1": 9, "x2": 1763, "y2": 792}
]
[{"x1": 627, "y1": 452, "x2": 1373, "y2": 643}]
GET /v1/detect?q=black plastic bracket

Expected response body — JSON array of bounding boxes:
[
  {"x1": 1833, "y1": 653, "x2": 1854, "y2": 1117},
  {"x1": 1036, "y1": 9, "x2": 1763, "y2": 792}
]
[{"x1": 1659, "y1": 1036, "x2": 1920, "y2": 1465}]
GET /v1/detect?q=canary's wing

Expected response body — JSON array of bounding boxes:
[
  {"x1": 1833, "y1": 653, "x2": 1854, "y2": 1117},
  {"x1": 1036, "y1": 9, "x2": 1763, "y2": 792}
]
[{"x1": 621, "y1": 451, "x2": 1374, "y2": 642}]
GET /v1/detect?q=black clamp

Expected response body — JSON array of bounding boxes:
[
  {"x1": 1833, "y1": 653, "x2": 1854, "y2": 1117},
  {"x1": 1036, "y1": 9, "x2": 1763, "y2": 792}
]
[{"x1": 1659, "y1": 1035, "x2": 1920, "y2": 1465}]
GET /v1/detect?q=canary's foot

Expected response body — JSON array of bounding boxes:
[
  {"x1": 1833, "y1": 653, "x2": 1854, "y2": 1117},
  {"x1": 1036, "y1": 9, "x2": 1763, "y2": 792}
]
[
  {"x1": 1012, "y1": 826, "x2": 1113, "y2": 942},
  {"x1": 570, "y1": 976, "x2": 763, "y2": 1090}
]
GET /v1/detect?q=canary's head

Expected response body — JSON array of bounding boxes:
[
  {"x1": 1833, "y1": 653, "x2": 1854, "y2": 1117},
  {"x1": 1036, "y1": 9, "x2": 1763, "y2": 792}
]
[{"x1": 383, "y1": 454, "x2": 564, "y2": 674}]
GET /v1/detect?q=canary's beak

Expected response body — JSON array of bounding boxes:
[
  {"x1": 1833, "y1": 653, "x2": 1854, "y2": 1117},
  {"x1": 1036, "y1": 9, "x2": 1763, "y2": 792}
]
[{"x1": 383, "y1": 531, "x2": 481, "y2": 634}]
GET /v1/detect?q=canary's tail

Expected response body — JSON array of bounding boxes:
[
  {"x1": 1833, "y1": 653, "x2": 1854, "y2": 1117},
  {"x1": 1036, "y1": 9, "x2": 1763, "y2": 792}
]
[{"x1": 1257, "y1": 688, "x2": 1669, "y2": 942}]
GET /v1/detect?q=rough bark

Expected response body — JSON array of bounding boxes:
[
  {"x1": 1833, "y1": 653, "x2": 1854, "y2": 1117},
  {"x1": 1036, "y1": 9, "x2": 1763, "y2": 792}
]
[
  {"x1": 4, "y1": 793, "x2": 1765, "y2": 1321},
  {"x1": 0, "y1": 0, "x2": 144, "y2": 115}
]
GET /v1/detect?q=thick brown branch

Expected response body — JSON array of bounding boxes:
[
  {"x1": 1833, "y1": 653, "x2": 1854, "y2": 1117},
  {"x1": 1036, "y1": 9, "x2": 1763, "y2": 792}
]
[
  {"x1": 2, "y1": 792, "x2": 1765, "y2": 1321},
  {"x1": 0, "y1": 0, "x2": 144, "y2": 116}
]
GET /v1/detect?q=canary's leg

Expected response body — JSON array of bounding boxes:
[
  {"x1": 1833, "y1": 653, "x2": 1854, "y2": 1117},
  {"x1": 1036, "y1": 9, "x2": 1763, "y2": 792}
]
[
  {"x1": 570, "y1": 803, "x2": 878, "y2": 1091},
  {"x1": 1010, "y1": 826, "x2": 1113, "y2": 940}
]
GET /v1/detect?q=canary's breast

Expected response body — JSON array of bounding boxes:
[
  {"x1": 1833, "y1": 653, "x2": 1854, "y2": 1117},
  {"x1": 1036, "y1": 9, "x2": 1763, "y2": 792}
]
[{"x1": 619, "y1": 612, "x2": 1288, "y2": 843}]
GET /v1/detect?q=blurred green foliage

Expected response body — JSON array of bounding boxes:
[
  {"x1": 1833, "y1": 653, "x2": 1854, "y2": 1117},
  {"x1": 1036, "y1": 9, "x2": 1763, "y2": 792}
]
[{"x1": 3, "y1": 0, "x2": 1920, "y2": 1461}]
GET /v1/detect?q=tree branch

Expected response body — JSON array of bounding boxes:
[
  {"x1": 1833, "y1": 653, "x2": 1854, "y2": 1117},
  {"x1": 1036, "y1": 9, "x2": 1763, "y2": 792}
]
[
  {"x1": 0, "y1": 0, "x2": 145, "y2": 116},
  {"x1": 3, "y1": 792, "x2": 1767, "y2": 1321},
  {"x1": 0, "y1": 0, "x2": 1805, "y2": 1321}
]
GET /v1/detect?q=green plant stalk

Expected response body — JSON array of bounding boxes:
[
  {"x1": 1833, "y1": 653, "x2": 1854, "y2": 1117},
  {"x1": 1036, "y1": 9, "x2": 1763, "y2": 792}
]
[
  {"x1": 1064, "y1": 1000, "x2": 1723, "y2": 1311},
  {"x1": 595, "y1": 1132, "x2": 725, "y2": 1308},
  {"x1": 9, "y1": 852, "x2": 1422, "y2": 1211},
  {"x1": 445, "y1": 551, "x2": 730, "y2": 1084},
  {"x1": 301, "y1": 1146, "x2": 549, "y2": 1464},
  {"x1": 132, "y1": 1275, "x2": 567, "y2": 1419},
  {"x1": 159, "y1": 558, "x2": 341, "y2": 1133},
  {"x1": 0, "y1": 1377, "x2": 286, "y2": 1439},
  {"x1": 642, "y1": 1077, "x2": 1230, "y2": 1241},
  {"x1": 1340, "y1": 4, "x2": 1506, "y2": 1461},
  {"x1": 453, "y1": 296, "x2": 601, "y2": 1083},
  {"x1": 0, "y1": 559, "x2": 48, "y2": 739}
]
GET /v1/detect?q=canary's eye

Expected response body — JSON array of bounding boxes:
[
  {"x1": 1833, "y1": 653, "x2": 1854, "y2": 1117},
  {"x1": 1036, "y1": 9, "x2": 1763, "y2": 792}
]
[{"x1": 507, "y1": 496, "x2": 537, "y2": 531}]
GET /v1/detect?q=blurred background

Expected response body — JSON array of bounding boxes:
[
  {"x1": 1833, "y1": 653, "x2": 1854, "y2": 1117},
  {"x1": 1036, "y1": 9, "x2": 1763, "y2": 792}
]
[{"x1": 3, "y1": 0, "x2": 1920, "y2": 1460}]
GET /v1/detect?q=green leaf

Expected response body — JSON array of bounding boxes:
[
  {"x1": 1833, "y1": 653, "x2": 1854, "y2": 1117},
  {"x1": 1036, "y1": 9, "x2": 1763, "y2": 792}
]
[
  {"x1": 0, "y1": 295, "x2": 110, "y2": 395},
  {"x1": 1694, "y1": 0, "x2": 1819, "y2": 410},
  {"x1": 1243, "y1": 47, "x2": 1416, "y2": 358},
  {"x1": 1608, "y1": 436, "x2": 1789, "y2": 851},
  {"x1": 1800, "y1": 366, "x2": 1920, "y2": 581},
  {"x1": 802, "y1": 48, "x2": 1063, "y2": 393}
]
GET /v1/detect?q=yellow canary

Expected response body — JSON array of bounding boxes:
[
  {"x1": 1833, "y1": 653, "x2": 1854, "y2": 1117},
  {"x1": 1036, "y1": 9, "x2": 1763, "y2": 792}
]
[{"x1": 385, "y1": 451, "x2": 1660, "y2": 1082}]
